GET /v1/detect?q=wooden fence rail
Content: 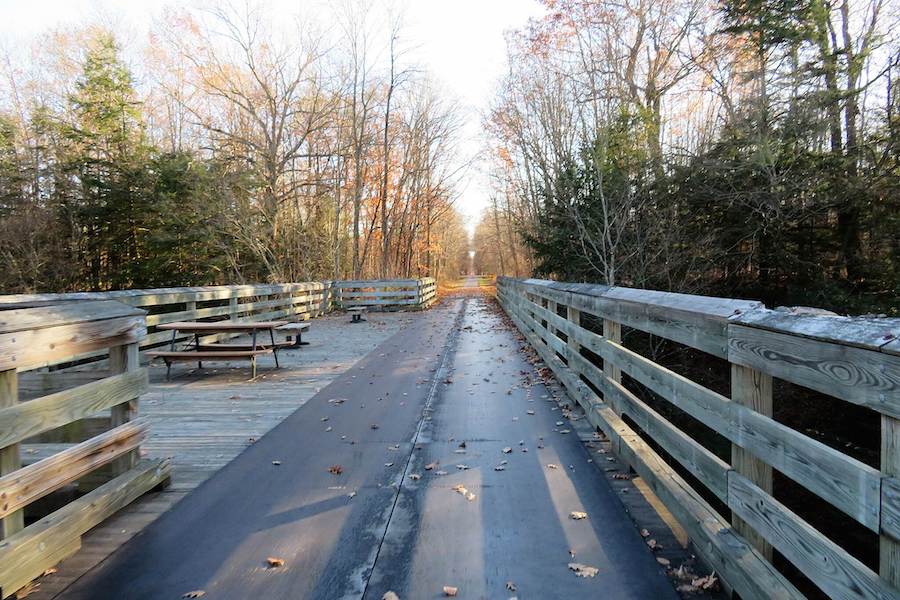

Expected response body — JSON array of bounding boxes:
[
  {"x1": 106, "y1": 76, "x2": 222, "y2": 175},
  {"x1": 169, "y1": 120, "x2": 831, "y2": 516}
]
[
  {"x1": 334, "y1": 278, "x2": 436, "y2": 309},
  {"x1": 497, "y1": 276, "x2": 900, "y2": 600},
  {"x1": 0, "y1": 301, "x2": 169, "y2": 598},
  {"x1": 0, "y1": 279, "x2": 436, "y2": 369}
]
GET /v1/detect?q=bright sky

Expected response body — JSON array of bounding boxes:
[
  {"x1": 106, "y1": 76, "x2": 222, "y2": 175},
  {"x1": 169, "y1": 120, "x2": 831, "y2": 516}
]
[{"x1": 1, "y1": 0, "x2": 545, "y2": 231}]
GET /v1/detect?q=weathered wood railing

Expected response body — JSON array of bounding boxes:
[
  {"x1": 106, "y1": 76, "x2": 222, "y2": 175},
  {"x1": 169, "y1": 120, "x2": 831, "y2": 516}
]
[
  {"x1": 0, "y1": 301, "x2": 170, "y2": 598},
  {"x1": 497, "y1": 276, "x2": 900, "y2": 600},
  {"x1": 335, "y1": 278, "x2": 436, "y2": 310},
  {"x1": 0, "y1": 283, "x2": 328, "y2": 368}
]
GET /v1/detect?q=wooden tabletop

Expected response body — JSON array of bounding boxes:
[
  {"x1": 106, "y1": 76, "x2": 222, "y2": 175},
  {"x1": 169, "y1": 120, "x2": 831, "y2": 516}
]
[{"x1": 158, "y1": 321, "x2": 289, "y2": 332}]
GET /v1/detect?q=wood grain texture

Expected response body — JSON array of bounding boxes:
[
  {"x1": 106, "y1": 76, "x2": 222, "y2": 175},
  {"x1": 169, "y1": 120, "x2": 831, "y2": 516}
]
[
  {"x1": 0, "y1": 420, "x2": 147, "y2": 519},
  {"x1": 729, "y1": 323, "x2": 900, "y2": 417},
  {"x1": 731, "y1": 363, "x2": 774, "y2": 560},
  {"x1": 0, "y1": 316, "x2": 146, "y2": 373},
  {"x1": 0, "y1": 371, "x2": 22, "y2": 540},
  {"x1": 729, "y1": 472, "x2": 899, "y2": 600},
  {"x1": 882, "y1": 416, "x2": 900, "y2": 587},
  {"x1": 0, "y1": 458, "x2": 170, "y2": 597},
  {"x1": 0, "y1": 370, "x2": 147, "y2": 449},
  {"x1": 514, "y1": 289, "x2": 881, "y2": 529}
]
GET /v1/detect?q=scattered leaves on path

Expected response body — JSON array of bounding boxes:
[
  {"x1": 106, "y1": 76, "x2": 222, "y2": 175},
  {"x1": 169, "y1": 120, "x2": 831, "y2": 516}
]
[
  {"x1": 452, "y1": 484, "x2": 477, "y2": 501},
  {"x1": 568, "y1": 563, "x2": 599, "y2": 578}
]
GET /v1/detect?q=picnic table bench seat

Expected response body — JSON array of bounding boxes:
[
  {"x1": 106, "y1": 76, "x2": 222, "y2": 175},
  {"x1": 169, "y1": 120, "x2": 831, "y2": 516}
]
[
  {"x1": 275, "y1": 322, "x2": 310, "y2": 346},
  {"x1": 147, "y1": 349, "x2": 272, "y2": 379}
]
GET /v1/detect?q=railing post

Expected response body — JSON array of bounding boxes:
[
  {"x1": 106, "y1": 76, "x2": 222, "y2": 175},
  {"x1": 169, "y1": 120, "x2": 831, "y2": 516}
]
[
  {"x1": 109, "y1": 341, "x2": 140, "y2": 476},
  {"x1": 229, "y1": 295, "x2": 238, "y2": 322},
  {"x1": 731, "y1": 363, "x2": 774, "y2": 560},
  {"x1": 603, "y1": 319, "x2": 622, "y2": 412},
  {"x1": 882, "y1": 415, "x2": 900, "y2": 586},
  {"x1": 567, "y1": 305, "x2": 581, "y2": 376},
  {"x1": 547, "y1": 298, "x2": 558, "y2": 338},
  {"x1": 0, "y1": 368, "x2": 23, "y2": 539}
]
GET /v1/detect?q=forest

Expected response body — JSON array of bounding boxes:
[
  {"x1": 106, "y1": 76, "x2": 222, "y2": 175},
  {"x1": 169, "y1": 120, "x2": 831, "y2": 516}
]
[
  {"x1": 0, "y1": 3, "x2": 469, "y2": 292},
  {"x1": 475, "y1": 0, "x2": 899, "y2": 315}
]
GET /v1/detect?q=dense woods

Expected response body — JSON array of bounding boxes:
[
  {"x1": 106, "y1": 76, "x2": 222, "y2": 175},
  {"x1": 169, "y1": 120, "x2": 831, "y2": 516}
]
[
  {"x1": 478, "y1": 0, "x2": 899, "y2": 314},
  {"x1": 0, "y1": 4, "x2": 468, "y2": 292}
]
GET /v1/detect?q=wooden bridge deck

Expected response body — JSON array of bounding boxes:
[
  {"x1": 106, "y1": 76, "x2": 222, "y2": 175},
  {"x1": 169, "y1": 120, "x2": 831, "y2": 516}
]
[{"x1": 34, "y1": 283, "x2": 693, "y2": 599}]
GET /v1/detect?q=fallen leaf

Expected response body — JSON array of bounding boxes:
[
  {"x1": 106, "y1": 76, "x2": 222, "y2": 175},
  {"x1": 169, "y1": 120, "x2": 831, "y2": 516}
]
[
  {"x1": 494, "y1": 465, "x2": 506, "y2": 471},
  {"x1": 506, "y1": 581, "x2": 517, "y2": 592},
  {"x1": 371, "y1": 424, "x2": 380, "y2": 430},
  {"x1": 456, "y1": 464, "x2": 469, "y2": 470},
  {"x1": 271, "y1": 460, "x2": 281, "y2": 466},
  {"x1": 546, "y1": 463, "x2": 558, "y2": 469},
  {"x1": 328, "y1": 465, "x2": 343, "y2": 475},
  {"x1": 640, "y1": 528, "x2": 650, "y2": 538},
  {"x1": 526, "y1": 410, "x2": 535, "y2": 415},
  {"x1": 385, "y1": 462, "x2": 394, "y2": 467},
  {"x1": 266, "y1": 557, "x2": 285, "y2": 568},
  {"x1": 425, "y1": 462, "x2": 438, "y2": 470},
  {"x1": 409, "y1": 473, "x2": 422, "y2": 480},
  {"x1": 40, "y1": 567, "x2": 57, "y2": 577},
  {"x1": 383, "y1": 592, "x2": 400, "y2": 600},
  {"x1": 182, "y1": 592, "x2": 205, "y2": 599},
  {"x1": 656, "y1": 557, "x2": 671, "y2": 566},
  {"x1": 443, "y1": 585, "x2": 458, "y2": 596},
  {"x1": 569, "y1": 511, "x2": 588, "y2": 520},
  {"x1": 613, "y1": 473, "x2": 630, "y2": 480},
  {"x1": 568, "y1": 563, "x2": 599, "y2": 578},
  {"x1": 646, "y1": 539, "x2": 660, "y2": 550}
]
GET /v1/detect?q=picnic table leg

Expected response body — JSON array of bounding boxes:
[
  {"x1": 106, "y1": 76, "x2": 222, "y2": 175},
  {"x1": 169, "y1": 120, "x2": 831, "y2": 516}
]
[
  {"x1": 165, "y1": 359, "x2": 172, "y2": 381},
  {"x1": 194, "y1": 333, "x2": 202, "y2": 369},
  {"x1": 251, "y1": 355, "x2": 257, "y2": 379},
  {"x1": 169, "y1": 329, "x2": 177, "y2": 351},
  {"x1": 269, "y1": 328, "x2": 280, "y2": 368}
]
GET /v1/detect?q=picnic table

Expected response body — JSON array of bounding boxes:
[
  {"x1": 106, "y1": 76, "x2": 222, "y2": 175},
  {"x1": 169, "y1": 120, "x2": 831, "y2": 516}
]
[{"x1": 148, "y1": 321, "x2": 289, "y2": 379}]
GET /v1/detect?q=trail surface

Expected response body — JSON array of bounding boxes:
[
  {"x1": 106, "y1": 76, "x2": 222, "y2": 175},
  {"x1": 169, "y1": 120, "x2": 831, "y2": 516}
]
[{"x1": 62, "y1": 283, "x2": 677, "y2": 599}]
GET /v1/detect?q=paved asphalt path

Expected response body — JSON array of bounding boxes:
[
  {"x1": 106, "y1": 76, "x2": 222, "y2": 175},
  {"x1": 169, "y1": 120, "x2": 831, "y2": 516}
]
[{"x1": 61, "y1": 286, "x2": 677, "y2": 599}]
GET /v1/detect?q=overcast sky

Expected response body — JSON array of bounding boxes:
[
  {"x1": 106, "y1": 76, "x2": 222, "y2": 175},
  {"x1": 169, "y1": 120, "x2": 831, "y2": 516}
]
[{"x1": 1, "y1": 0, "x2": 545, "y2": 231}]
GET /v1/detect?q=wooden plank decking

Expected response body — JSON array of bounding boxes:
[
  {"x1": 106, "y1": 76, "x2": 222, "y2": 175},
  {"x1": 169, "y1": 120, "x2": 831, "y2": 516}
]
[{"x1": 26, "y1": 312, "x2": 413, "y2": 600}]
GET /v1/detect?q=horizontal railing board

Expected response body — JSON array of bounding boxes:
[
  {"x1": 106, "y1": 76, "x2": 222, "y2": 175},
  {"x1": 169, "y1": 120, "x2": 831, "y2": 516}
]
[
  {"x1": 733, "y1": 308, "x2": 900, "y2": 353},
  {"x1": 1, "y1": 316, "x2": 146, "y2": 373},
  {"x1": 517, "y1": 284, "x2": 883, "y2": 531},
  {"x1": 0, "y1": 370, "x2": 147, "y2": 449},
  {"x1": 0, "y1": 301, "x2": 145, "y2": 334},
  {"x1": 728, "y1": 323, "x2": 900, "y2": 419},
  {"x1": 0, "y1": 458, "x2": 170, "y2": 596},
  {"x1": 728, "y1": 472, "x2": 897, "y2": 600},
  {"x1": 0, "y1": 283, "x2": 327, "y2": 307},
  {"x1": 0, "y1": 419, "x2": 147, "y2": 519},
  {"x1": 518, "y1": 279, "x2": 747, "y2": 359}
]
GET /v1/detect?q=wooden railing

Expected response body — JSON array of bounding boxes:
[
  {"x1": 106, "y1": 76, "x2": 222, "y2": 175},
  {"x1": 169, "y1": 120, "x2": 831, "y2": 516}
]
[
  {"x1": 497, "y1": 276, "x2": 900, "y2": 600},
  {"x1": 334, "y1": 278, "x2": 436, "y2": 310},
  {"x1": 0, "y1": 301, "x2": 169, "y2": 598}
]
